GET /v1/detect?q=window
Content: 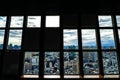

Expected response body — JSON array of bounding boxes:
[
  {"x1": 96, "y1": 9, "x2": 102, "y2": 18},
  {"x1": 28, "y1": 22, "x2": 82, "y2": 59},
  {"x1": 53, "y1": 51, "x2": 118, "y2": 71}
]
[
  {"x1": 46, "y1": 16, "x2": 60, "y2": 27},
  {"x1": 63, "y1": 29, "x2": 78, "y2": 49},
  {"x1": 7, "y1": 30, "x2": 22, "y2": 50},
  {"x1": 116, "y1": 16, "x2": 120, "y2": 27},
  {"x1": 0, "y1": 30, "x2": 5, "y2": 49},
  {"x1": 100, "y1": 29, "x2": 116, "y2": 49},
  {"x1": 64, "y1": 52, "x2": 79, "y2": 74},
  {"x1": 98, "y1": 16, "x2": 112, "y2": 27},
  {"x1": 27, "y1": 16, "x2": 41, "y2": 27},
  {"x1": 82, "y1": 29, "x2": 97, "y2": 49},
  {"x1": 83, "y1": 52, "x2": 99, "y2": 74},
  {"x1": 44, "y1": 52, "x2": 60, "y2": 78},
  {"x1": 10, "y1": 16, "x2": 24, "y2": 27},
  {"x1": 0, "y1": 16, "x2": 7, "y2": 27},
  {"x1": 23, "y1": 52, "x2": 39, "y2": 78}
]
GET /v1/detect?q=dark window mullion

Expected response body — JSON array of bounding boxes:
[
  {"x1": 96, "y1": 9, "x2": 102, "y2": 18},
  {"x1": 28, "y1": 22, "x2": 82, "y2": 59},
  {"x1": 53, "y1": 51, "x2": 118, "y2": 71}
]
[
  {"x1": 96, "y1": 15, "x2": 104, "y2": 78},
  {"x1": 39, "y1": 14, "x2": 45, "y2": 78},
  {"x1": 60, "y1": 14, "x2": 64, "y2": 79},
  {"x1": 20, "y1": 15, "x2": 27, "y2": 77},
  {"x1": 78, "y1": 14, "x2": 83, "y2": 78}
]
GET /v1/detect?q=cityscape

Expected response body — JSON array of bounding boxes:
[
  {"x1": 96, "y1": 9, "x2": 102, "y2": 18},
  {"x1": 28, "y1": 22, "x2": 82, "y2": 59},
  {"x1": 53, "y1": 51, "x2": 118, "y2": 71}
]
[
  {"x1": 102, "y1": 51, "x2": 119, "y2": 74},
  {"x1": 23, "y1": 52, "x2": 39, "y2": 74},
  {"x1": 44, "y1": 52, "x2": 60, "y2": 74},
  {"x1": 64, "y1": 52, "x2": 79, "y2": 74},
  {"x1": 83, "y1": 52, "x2": 99, "y2": 74}
]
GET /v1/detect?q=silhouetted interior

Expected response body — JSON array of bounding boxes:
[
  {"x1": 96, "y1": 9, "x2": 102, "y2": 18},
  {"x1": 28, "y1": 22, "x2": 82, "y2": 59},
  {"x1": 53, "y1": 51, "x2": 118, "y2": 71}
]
[{"x1": 0, "y1": 1, "x2": 120, "y2": 80}]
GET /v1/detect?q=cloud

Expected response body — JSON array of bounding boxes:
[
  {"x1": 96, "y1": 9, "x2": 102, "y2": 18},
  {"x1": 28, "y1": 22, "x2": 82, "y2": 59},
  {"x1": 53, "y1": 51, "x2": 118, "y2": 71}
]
[
  {"x1": 8, "y1": 30, "x2": 22, "y2": 45},
  {"x1": 0, "y1": 16, "x2": 7, "y2": 27},
  {"x1": 82, "y1": 29, "x2": 97, "y2": 46},
  {"x1": 10, "y1": 16, "x2": 23, "y2": 27},
  {"x1": 64, "y1": 29, "x2": 78, "y2": 46},
  {"x1": 27, "y1": 16, "x2": 41, "y2": 27},
  {"x1": 116, "y1": 16, "x2": 120, "y2": 27},
  {"x1": 98, "y1": 16, "x2": 112, "y2": 27},
  {"x1": 100, "y1": 29, "x2": 115, "y2": 47}
]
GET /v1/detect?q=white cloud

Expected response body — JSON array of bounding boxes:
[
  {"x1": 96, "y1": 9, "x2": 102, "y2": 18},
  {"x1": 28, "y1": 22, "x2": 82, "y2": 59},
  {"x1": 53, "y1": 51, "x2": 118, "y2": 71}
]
[
  {"x1": 82, "y1": 29, "x2": 97, "y2": 46},
  {"x1": 8, "y1": 30, "x2": 22, "y2": 45},
  {"x1": 27, "y1": 16, "x2": 41, "y2": 27},
  {"x1": 64, "y1": 29, "x2": 78, "y2": 46},
  {"x1": 10, "y1": 16, "x2": 24, "y2": 27},
  {"x1": 0, "y1": 16, "x2": 7, "y2": 27},
  {"x1": 98, "y1": 16, "x2": 112, "y2": 27}
]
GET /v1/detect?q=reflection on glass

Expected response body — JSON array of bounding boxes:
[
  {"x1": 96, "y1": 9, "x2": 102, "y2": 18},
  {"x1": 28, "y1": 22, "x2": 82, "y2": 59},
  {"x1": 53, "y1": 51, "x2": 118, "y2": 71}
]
[
  {"x1": 64, "y1": 29, "x2": 78, "y2": 49},
  {"x1": 102, "y1": 51, "x2": 119, "y2": 74},
  {"x1": 44, "y1": 52, "x2": 60, "y2": 74},
  {"x1": 23, "y1": 52, "x2": 39, "y2": 75},
  {"x1": 7, "y1": 30, "x2": 22, "y2": 50},
  {"x1": 10, "y1": 16, "x2": 23, "y2": 27},
  {"x1": 98, "y1": 16, "x2": 112, "y2": 27},
  {"x1": 83, "y1": 52, "x2": 99, "y2": 74},
  {"x1": 116, "y1": 16, "x2": 120, "y2": 27},
  {"x1": 46, "y1": 16, "x2": 60, "y2": 27},
  {"x1": 27, "y1": 16, "x2": 41, "y2": 27},
  {"x1": 0, "y1": 16, "x2": 7, "y2": 27},
  {"x1": 0, "y1": 30, "x2": 5, "y2": 49},
  {"x1": 64, "y1": 52, "x2": 79, "y2": 74},
  {"x1": 82, "y1": 29, "x2": 97, "y2": 49},
  {"x1": 100, "y1": 29, "x2": 116, "y2": 49}
]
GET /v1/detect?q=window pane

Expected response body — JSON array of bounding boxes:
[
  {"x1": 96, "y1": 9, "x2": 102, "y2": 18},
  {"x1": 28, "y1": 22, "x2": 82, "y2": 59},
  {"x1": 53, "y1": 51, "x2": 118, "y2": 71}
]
[
  {"x1": 44, "y1": 52, "x2": 60, "y2": 74},
  {"x1": 118, "y1": 29, "x2": 120, "y2": 42},
  {"x1": 102, "y1": 51, "x2": 119, "y2": 74},
  {"x1": 0, "y1": 30, "x2": 5, "y2": 49},
  {"x1": 63, "y1": 29, "x2": 78, "y2": 49},
  {"x1": 116, "y1": 16, "x2": 120, "y2": 27},
  {"x1": 83, "y1": 52, "x2": 99, "y2": 74},
  {"x1": 98, "y1": 16, "x2": 112, "y2": 27},
  {"x1": 23, "y1": 52, "x2": 39, "y2": 75},
  {"x1": 82, "y1": 29, "x2": 97, "y2": 49},
  {"x1": 10, "y1": 16, "x2": 23, "y2": 27},
  {"x1": 27, "y1": 16, "x2": 41, "y2": 27},
  {"x1": 0, "y1": 16, "x2": 7, "y2": 27},
  {"x1": 46, "y1": 16, "x2": 60, "y2": 27},
  {"x1": 64, "y1": 52, "x2": 79, "y2": 74},
  {"x1": 7, "y1": 30, "x2": 22, "y2": 50},
  {"x1": 100, "y1": 29, "x2": 116, "y2": 49}
]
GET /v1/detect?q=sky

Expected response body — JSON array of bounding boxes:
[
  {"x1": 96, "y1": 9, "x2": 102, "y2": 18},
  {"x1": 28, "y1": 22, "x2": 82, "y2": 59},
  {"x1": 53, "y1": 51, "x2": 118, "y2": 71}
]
[
  {"x1": 0, "y1": 16, "x2": 119, "y2": 48},
  {"x1": 64, "y1": 29, "x2": 78, "y2": 46}
]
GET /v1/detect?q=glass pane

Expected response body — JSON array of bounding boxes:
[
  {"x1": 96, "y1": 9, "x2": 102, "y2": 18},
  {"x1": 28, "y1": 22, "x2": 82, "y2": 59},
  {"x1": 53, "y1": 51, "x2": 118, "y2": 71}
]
[
  {"x1": 102, "y1": 51, "x2": 119, "y2": 74},
  {"x1": 82, "y1": 29, "x2": 97, "y2": 49},
  {"x1": 63, "y1": 29, "x2": 78, "y2": 49},
  {"x1": 0, "y1": 16, "x2": 7, "y2": 27},
  {"x1": 98, "y1": 16, "x2": 112, "y2": 27},
  {"x1": 116, "y1": 16, "x2": 120, "y2": 27},
  {"x1": 7, "y1": 30, "x2": 22, "y2": 50},
  {"x1": 46, "y1": 16, "x2": 60, "y2": 27},
  {"x1": 83, "y1": 52, "x2": 99, "y2": 74},
  {"x1": 44, "y1": 52, "x2": 60, "y2": 74},
  {"x1": 118, "y1": 29, "x2": 120, "y2": 42},
  {"x1": 100, "y1": 29, "x2": 116, "y2": 49},
  {"x1": 64, "y1": 52, "x2": 79, "y2": 74},
  {"x1": 23, "y1": 52, "x2": 39, "y2": 75},
  {"x1": 27, "y1": 16, "x2": 41, "y2": 27},
  {"x1": 10, "y1": 16, "x2": 24, "y2": 27},
  {"x1": 0, "y1": 30, "x2": 5, "y2": 49}
]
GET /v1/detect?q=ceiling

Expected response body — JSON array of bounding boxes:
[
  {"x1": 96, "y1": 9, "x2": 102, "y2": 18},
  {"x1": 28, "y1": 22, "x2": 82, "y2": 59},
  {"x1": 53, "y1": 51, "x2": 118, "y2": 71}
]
[{"x1": 0, "y1": 1, "x2": 119, "y2": 15}]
